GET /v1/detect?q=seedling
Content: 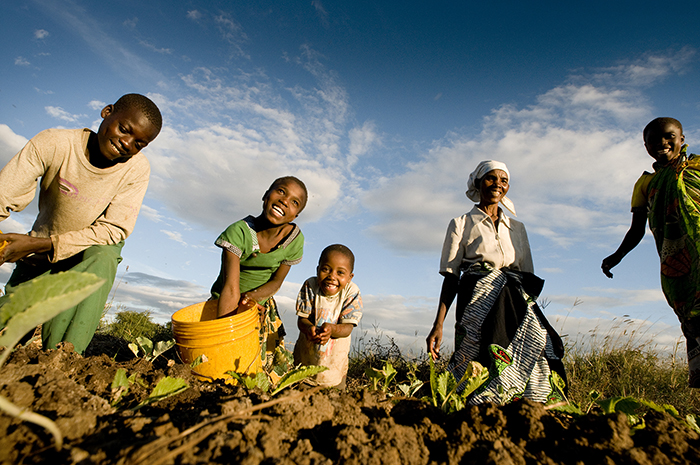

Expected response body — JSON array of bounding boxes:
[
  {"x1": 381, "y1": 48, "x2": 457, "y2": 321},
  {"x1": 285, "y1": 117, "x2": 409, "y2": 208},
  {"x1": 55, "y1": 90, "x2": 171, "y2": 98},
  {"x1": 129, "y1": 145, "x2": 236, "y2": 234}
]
[
  {"x1": 227, "y1": 347, "x2": 327, "y2": 396},
  {"x1": 0, "y1": 271, "x2": 105, "y2": 450},
  {"x1": 365, "y1": 360, "x2": 397, "y2": 392},
  {"x1": 110, "y1": 367, "x2": 189, "y2": 410},
  {"x1": 128, "y1": 336, "x2": 175, "y2": 362},
  {"x1": 424, "y1": 356, "x2": 489, "y2": 413}
]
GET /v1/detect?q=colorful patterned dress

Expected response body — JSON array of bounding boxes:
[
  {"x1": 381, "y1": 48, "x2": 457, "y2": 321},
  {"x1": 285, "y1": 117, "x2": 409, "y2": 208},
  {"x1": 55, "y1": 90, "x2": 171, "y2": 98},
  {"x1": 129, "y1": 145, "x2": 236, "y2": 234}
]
[{"x1": 646, "y1": 147, "x2": 700, "y2": 385}]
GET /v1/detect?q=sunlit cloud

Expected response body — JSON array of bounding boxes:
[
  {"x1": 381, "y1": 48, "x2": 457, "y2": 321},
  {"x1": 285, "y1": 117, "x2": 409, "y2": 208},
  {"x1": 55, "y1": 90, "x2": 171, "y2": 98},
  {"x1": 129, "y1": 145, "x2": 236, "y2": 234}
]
[
  {"x1": 0, "y1": 125, "x2": 28, "y2": 166},
  {"x1": 14, "y1": 57, "x2": 30, "y2": 66},
  {"x1": 161, "y1": 229, "x2": 187, "y2": 245},
  {"x1": 87, "y1": 100, "x2": 106, "y2": 110},
  {"x1": 361, "y1": 50, "x2": 689, "y2": 253},
  {"x1": 34, "y1": 29, "x2": 49, "y2": 39},
  {"x1": 45, "y1": 106, "x2": 85, "y2": 123}
]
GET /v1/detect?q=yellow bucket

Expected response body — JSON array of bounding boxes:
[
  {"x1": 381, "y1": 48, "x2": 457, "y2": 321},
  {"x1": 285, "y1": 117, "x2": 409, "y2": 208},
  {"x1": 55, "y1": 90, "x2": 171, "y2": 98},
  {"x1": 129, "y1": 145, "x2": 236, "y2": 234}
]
[{"x1": 171, "y1": 300, "x2": 262, "y2": 382}]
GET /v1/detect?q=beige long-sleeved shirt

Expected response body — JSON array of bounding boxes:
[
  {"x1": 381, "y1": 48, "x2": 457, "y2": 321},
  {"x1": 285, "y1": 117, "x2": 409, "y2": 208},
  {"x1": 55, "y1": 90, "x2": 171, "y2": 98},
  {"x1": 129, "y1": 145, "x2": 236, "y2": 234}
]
[{"x1": 0, "y1": 128, "x2": 150, "y2": 262}]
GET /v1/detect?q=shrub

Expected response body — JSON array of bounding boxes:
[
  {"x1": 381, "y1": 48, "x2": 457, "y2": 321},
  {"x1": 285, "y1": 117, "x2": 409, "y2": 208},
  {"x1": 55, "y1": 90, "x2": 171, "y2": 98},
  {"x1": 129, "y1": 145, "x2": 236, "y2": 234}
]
[{"x1": 100, "y1": 309, "x2": 171, "y2": 344}]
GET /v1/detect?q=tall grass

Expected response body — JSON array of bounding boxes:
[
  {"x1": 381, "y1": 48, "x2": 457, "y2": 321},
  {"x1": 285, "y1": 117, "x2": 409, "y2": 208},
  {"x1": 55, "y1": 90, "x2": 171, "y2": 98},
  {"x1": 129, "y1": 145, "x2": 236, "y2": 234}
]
[{"x1": 562, "y1": 319, "x2": 700, "y2": 416}]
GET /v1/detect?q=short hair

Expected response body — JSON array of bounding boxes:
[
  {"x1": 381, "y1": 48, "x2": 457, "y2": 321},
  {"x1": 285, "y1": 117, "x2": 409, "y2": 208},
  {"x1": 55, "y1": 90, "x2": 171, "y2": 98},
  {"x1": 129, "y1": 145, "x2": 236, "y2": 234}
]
[
  {"x1": 319, "y1": 244, "x2": 355, "y2": 271},
  {"x1": 643, "y1": 117, "x2": 683, "y2": 140},
  {"x1": 113, "y1": 93, "x2": 163, "y2": 133},
  {"x1": 268, "y1": 176, "x2": 308, "y2": 211}
]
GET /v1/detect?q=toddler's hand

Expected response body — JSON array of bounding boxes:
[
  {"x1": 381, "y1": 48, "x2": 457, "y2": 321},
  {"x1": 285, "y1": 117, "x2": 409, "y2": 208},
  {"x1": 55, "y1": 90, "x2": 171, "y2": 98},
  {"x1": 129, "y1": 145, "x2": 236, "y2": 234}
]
[{"x1": 315, "y1": 323, "x2": 333, "y2": 345}]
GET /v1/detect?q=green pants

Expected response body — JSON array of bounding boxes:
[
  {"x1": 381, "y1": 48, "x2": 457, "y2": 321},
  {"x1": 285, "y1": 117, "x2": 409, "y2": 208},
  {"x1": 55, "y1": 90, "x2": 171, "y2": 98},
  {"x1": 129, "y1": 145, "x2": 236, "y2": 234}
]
[{"x1": 5, "y1": 242, "x2": 123, "y2": 354}]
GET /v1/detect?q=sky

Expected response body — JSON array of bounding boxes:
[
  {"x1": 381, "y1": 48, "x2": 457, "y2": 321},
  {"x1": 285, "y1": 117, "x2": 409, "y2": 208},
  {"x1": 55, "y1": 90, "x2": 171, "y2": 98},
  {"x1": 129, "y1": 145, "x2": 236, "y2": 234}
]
[{"x1": 2, "y1": 0, "x2": 700, "y2": 358}]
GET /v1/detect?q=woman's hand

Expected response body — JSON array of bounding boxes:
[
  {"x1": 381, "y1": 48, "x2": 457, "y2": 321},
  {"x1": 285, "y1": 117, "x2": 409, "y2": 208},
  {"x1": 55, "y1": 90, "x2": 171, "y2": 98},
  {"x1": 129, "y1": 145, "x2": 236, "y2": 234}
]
[{"x1": 426, "y1": 324, "x2": 443, "y2": 359}]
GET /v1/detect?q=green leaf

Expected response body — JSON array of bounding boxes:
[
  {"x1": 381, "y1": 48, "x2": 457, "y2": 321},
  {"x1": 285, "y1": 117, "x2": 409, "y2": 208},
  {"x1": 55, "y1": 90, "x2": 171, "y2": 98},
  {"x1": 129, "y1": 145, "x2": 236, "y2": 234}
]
[
  {"x1": 436, "y1": 370, "x2": 454, "y2": 406},
  {"x1": 152, "y1": 340, "x2": 175, "y2": 359},
  {"x1": 133, "y1": 377, "x2": 189, "y2": 410},
  {"x1": 0, "y1": 271, "x2": 104, "y2": 328},
  {"x1": 110, "y1": 368, "x2": 131, "y2": 407},
  {"x1": 457, "y1": 361, "x2": 489, "y2": 400},
  {"x1": 136, "y1": 336, "x2": 154, "y2": 357},
  {"x1": 429, "y1": 356, "x2": 439, "y2": 407},
  {"x1": 270, "y1": 365, "x2": 327, "y2": 396},
  {"x1": 128, "y1": 342, "x2": 139, "y2": 357},
  {"x1": 111, "y1": 368, "x2": 130, "y2": 390},
  {"x1": 190, "y1": 354, "x2": 206, "y2": 368},
  {"x1": 0, "y1": 271, "x2": 104, "y2": 368},
  {"x1": 686, "y1": 414, "x2": 700, "y2": 434},
  {"x1": 596, "y1": 396, "x2": 641, "y2": 416}
]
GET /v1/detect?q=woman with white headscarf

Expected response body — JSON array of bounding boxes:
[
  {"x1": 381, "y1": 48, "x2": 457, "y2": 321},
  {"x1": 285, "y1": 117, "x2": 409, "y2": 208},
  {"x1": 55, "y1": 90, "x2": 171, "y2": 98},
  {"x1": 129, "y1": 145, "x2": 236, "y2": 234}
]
[{"x1": 426, "y1": 160, "x2": 567, "y2": 404}]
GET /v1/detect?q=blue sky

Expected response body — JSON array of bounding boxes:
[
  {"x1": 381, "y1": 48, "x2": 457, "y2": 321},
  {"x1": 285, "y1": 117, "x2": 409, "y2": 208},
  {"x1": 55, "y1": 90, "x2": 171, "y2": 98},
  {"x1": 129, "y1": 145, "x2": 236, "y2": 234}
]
[{"x1": 2, "y1": 0, "x2": 700, "y2": 356}]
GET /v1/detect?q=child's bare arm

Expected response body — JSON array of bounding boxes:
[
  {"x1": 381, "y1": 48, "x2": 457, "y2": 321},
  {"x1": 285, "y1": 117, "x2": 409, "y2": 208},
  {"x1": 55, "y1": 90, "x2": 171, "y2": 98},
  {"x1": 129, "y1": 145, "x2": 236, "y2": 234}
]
[
  {"x1": 241, "y1": 264, "x2": 292, "y2": 304},
  {"x1": 298, "y1": 317, "x2": 318, "y2": 339},
  {"x1": 601, "y1": 210, "x2": 647, "y2": 278},
  {"x1": 218, "y1": 250, "x2": 241, "y2": 318}
]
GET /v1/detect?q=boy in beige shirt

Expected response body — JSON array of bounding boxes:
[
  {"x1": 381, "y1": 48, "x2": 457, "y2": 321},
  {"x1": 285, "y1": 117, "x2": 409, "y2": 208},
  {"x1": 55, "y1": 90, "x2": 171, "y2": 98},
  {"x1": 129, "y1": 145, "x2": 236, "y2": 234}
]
[{"x1": 0, "y1": 93, "x2": 162, "y2": 353}]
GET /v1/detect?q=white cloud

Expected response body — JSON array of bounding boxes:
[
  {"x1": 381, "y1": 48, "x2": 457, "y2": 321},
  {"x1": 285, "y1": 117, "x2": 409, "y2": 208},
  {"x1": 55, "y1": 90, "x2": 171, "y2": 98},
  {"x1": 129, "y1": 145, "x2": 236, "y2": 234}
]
[
  {"x1": 139, "y1": 39, "x2": 172, "y2": 54},
  {"x1": 348, "y1": 121, "x2": 380, "y2": 167},
  {"x1": 187, "y1": 10, "x2": 202, "y2": 21},
  {"x1": 14, "y1": 57, "x2": 30, "y2": 66},
  {"x1": 45, "y1": 106, "x2": 85, "y2": 123},
  {"x1": 34, "y1": 29, "x2": 49, "y2": 39},
  {"x1": 0, "y1": 125, "x2": 28, "y2": 166},
  {"x1": 141, "y1": 48, "x2": 361, "y2": 229},
  {"x1": 139, "y1": 204, "x2": 165, "y2": 223},
  {"x1": 87, "y1": 100, "x2": 106, "y2": 110},
  {"x1": 161, "y1": 229, "x2": 187, "y2": 245},
  {"x1": 312, "y1": 0, "x2": 330, "y2": 28},
  {"x1": 361, "y1": 51, "x2": 690, "y2": 253},
  {"x1": 214, "y1": 12, "x2": 249, "y2": 59}
]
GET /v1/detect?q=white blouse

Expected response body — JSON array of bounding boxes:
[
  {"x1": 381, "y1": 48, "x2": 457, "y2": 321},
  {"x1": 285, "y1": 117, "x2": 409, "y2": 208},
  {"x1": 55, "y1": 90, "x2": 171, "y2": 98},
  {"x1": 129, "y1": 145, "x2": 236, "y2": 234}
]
[{"x1": 440, "y1": 205, "x2": 534, "y2": 276}]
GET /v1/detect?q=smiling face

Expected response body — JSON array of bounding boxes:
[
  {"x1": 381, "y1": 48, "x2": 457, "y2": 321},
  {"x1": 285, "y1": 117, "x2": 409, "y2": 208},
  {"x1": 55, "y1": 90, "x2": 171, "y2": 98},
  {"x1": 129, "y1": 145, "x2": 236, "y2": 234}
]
[
  {"x1": 96, "y1": 104, "x2": 159, "y2": 165},
  {"x1": 477, "y1": 169, "x2": 509, "y2": 207},
  {"x1": 316, "y1": 250, "x2": 354, "y2": 297},
  {"x1": 644, "y1": 121, "x2": 685, "y2": 165},
  {"x1": 261, "y1": 179, "x2": 307, "y2": 225}
]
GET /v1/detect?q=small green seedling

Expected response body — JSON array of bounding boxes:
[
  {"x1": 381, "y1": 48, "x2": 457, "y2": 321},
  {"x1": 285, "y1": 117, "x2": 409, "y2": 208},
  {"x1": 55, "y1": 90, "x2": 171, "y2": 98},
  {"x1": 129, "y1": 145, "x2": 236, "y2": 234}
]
[
  {"x1": 0, "y1": 271, "x2": 105, "y2": 450},
  {"x1": 110, "y1": 367, "x2": 188, "y2": 410},
  {"x1": 366, "y1": 360, "x2": 397, "y2": 393},
  {"x1": 128, "y1": 336, "x2": 175, "y2": 362},
  {"x1": 425, "y1": 357, "x2": 489, "y2": 413},
  {"x1": 227, "y1": 347, "x2": 327, "y2": 396}
]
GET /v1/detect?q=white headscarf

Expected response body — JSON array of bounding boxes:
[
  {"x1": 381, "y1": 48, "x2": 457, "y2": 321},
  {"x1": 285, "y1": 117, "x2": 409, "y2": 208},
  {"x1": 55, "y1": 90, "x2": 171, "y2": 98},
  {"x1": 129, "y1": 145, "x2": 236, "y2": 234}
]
[{"x1": 466, "y1": 160, "x2": 516, "y2": 216}]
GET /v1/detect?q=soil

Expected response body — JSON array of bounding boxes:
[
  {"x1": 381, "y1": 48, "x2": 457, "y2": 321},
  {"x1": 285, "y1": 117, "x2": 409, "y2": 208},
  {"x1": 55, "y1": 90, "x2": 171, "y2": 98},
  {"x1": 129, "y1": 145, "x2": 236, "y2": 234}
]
[{"x1": 2, "y1": 335, "x2": 700, "y2": 465}]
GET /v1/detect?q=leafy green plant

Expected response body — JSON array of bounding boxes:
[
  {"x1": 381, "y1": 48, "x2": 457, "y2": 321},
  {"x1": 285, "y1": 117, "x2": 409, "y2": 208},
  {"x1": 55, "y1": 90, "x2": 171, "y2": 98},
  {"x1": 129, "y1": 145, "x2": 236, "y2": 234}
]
[
  {"x1": 424, "y1": 357, "x2": 489, "y2": 413},
  {"x1": 365, "y1": 360, "x2": 397, "y2": 392},
  {"x1": 227, "y1": 347, "x2": 327, "y2": 396},
  {"x1": 0, "y1": 271, "x2": 105, "y2": 450},
  {"x1": 128, "y1": 336, "x2": 175, "y2": 362},
  {"x1": 110, "y1": 367, "x2": 189, "y2": 410}
]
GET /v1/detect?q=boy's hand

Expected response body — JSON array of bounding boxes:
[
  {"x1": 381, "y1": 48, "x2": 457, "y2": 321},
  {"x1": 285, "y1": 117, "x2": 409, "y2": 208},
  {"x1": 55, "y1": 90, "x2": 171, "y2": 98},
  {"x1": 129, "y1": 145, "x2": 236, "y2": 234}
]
[
  {"x1": 0, "y1": 234, "x2": 52, "y2": 265},
  {"x1": 601, "y1": 254, "x2": 620, "y2": 278}
]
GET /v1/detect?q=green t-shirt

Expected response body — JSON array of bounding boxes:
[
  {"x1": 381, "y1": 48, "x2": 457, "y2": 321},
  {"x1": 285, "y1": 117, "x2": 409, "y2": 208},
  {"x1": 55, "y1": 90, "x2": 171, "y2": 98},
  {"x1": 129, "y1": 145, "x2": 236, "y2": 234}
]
[{"x1": 210, "y1": 216, "x2": 304, "y2": 302}]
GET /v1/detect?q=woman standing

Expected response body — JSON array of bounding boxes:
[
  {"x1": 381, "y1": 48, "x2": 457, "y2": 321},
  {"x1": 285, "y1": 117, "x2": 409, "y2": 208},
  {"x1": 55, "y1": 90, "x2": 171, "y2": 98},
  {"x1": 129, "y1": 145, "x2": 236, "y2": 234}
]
[{"x1": 426, "y1": 160, "x2": 566, "y2": 404}]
